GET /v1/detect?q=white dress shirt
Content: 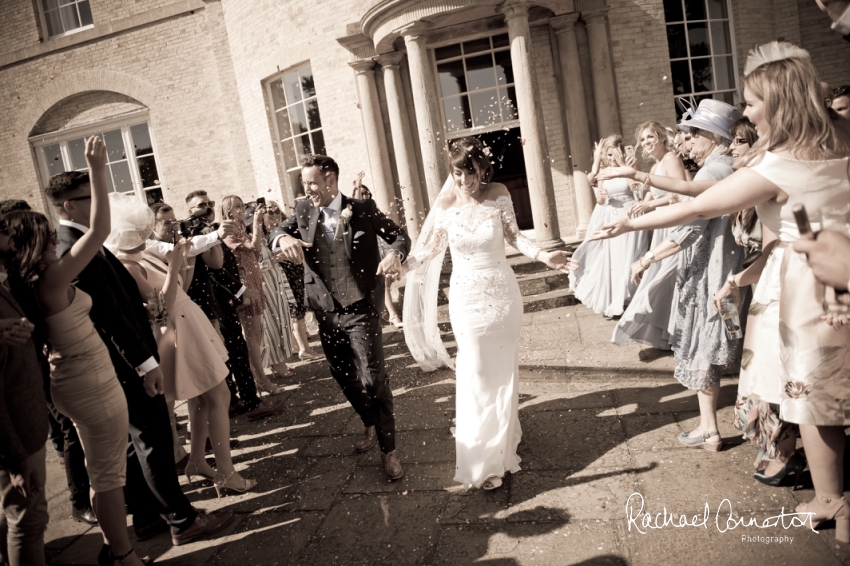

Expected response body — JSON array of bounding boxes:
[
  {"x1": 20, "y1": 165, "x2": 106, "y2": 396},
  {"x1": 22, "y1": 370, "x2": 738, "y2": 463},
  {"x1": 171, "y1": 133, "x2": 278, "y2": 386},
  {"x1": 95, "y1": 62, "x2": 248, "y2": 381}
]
[{"x1": 145, "y1": 231, "x2": 222, "y2": 262}]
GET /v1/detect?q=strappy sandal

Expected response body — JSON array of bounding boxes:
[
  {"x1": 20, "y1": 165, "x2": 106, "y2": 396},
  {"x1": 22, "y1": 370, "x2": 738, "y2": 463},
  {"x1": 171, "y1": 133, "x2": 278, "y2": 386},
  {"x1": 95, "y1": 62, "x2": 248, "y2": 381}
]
[{"x1": 258, "y1": 380, "x2": 286, "y2": 396}]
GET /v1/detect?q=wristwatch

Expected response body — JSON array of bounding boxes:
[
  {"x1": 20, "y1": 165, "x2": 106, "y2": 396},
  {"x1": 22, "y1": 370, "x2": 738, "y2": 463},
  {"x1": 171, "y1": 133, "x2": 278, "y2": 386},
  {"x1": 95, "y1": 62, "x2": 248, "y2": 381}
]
[
  {"x1": 726, "y1": 272, "x2": 739, "y2": 289},
  {"x1": 643, "y1": 251, "x2": 656, "y2": 264}
]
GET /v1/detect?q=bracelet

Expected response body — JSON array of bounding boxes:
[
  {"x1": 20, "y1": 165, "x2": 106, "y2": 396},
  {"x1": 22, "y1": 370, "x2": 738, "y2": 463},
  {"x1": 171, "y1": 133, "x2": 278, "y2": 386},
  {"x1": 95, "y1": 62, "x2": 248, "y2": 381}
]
[{"x1": 639, "y1": 258, "x2": 651, "y2": 269}]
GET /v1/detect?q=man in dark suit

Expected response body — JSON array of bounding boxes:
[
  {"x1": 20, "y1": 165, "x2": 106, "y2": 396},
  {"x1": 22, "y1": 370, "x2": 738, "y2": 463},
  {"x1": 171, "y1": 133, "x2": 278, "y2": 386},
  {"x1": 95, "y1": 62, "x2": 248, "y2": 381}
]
[
  {"x1": 46, "y1": 172, "x2": 233, "y2": 546},
  {"x1": 271, "y1": 155, "x2": 410, "y2": 480}
]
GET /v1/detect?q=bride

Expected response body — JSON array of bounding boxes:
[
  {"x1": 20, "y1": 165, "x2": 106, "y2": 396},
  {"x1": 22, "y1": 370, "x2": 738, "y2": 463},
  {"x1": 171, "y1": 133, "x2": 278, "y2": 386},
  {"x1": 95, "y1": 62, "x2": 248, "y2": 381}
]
[{"x1": 403, "y1": 137, "x2": 570, "y2": 490}]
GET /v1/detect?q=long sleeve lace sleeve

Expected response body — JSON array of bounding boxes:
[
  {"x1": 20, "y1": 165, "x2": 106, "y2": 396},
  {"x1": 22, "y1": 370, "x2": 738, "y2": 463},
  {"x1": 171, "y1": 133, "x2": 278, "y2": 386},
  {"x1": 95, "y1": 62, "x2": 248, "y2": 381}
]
[
  {"x1": 406, "y1": 223, "x2": 448, "y2": 270},
  {"x1": 496, "y1": 195, "x2": 541, "y2": 260}
]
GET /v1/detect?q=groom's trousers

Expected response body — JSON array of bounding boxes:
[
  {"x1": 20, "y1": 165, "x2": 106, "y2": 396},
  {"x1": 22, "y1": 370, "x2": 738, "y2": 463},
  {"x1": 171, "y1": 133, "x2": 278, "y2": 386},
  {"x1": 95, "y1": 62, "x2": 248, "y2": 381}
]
[{"x1": 314, "y1": 299, "x2": 396, "y2": 453}]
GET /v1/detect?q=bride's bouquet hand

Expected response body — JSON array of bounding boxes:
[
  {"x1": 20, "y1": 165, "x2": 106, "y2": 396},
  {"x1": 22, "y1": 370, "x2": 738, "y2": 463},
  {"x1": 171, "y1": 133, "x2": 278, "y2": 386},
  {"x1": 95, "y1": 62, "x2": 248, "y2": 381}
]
[{"x1": 587, "y1": 217, "x2": 633, "y2": 242}]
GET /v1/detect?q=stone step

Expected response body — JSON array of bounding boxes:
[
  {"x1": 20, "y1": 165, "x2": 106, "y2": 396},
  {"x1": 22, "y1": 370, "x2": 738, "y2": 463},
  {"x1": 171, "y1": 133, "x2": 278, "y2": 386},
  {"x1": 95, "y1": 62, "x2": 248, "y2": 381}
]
[
  {"x1": 515, "y1": 269, "x2": 570, "y2": 296},
  {"x1": 434, "y1": 287, "x2": 577, "y2": 320}
]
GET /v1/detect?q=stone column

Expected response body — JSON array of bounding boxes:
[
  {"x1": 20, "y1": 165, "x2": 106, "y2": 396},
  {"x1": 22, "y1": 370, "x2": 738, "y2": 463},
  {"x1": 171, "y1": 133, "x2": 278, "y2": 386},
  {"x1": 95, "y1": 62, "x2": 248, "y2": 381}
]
[
  {"x1": 499, "y1": 0, "x2": 562, "y2": 248},
  {"x1": 348, "y1": 59, "x2": 398, "y2": 220},
  {"x1": 376, "y1": 52, "x2": 425, "y2": 241},
  {"x1": 401, "y1": 23, "x2": 448, "y2": 205},
  {"x1": 551, "y1": 14, "x2": 595, "y2": 237},
  {"x1": 584, "y1": 8, "x2": 621, "y2": 138}
]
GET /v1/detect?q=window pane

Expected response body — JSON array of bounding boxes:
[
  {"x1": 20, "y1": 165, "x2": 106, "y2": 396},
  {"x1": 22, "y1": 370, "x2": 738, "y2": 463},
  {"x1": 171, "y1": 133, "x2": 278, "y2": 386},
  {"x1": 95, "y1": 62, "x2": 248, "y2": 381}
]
[
  {"x1": 435, "y1": 44, "x2": 461, "y2": 61},
  {"x1": 301, "y1": 68, "x2": 316, "y2": 99},
  {"x1": 269, "y1": 79, "x2": 287, "y2": 110},
  {"x1": 78, "y1": 0, "x2": 93, "y2": 26},
  {"x1": 442, "y1": 95, "x2": 472, "y2": 132},
  {"x1": 470, "y1": 90, "x2": 501, "y2": 128},
  {"x1": 130, "y1": 123, "x2": 152, "y2": 156},
  {"x1": 305, "y1": 97, "x2": 321, "y2": 131},
  {"x1": 493, "y1": 50, "x2": 514, "y2": 85},
  {"x1": 275, "y1": 108, "x2": 293, "y2": 139},
  {"x1": 710, "y1": 21, "x2": 731, "y2": 54},
  {"x1": 68, "y1": 138, "x2": 87, "y2": 170},
  {"x1": 281, "y1": 139, "x2": 298, "y2": 170},
  {"x1": 691, "y1": 57, "x2": 713, "y2": 92},
  {"x1": 437, "y1": 60, "x2": 467, "y2": 96},
  {"x1": 44, "y1": 144, "x2": 66, "y2": 177},
  {"x1": 58, "y1": 0, "x2": 75, "y2": 5},
  {"x1": 671, "y1": 60, "x2": 692, "y2": 94},
  {"x1": 466, "y1": 54, "x2": 497, "y2": 91},
  {"x1": 311, "y1": 130, "x2": 326, "y2": 156},
  {"x1": 144, "y1": 187, "x2": 164, "y2": 205},
  {"x1": 666, "y1": 24, "x2": 687, "y2": 59},
  {"x1": 109, "y1": 161, "x2": 133, "y2": 193},
  {"x1": 288, "y1": 169, "x2": 304, "y2": 198},
  {"x1": 714, "y1": 91, "x2": 734, "y2": 105},
  {"x1": 687, "y1": 23, "x2": 709, "y2": 57},
  {"x1": 663, "y1": 0, "x2": 684, "y2": 22},
  {"x1": 103, "y1": 168, "x2": 114, "y2": 192},
  {"x1": 137, "y1": 155, "x2": 159, "y2": 188},
  {"x1": 502, "y1": 87, "x2": 519, "y2": 121},
  {"x1": 707, "y1": 0, "x2": 728, "y2": 19},
  {"x1": 45, "y1": 9, "x2": 62, "y2": 36},
  {"x1": 59, "y1": 4, "x2": 80, "y2": 31},
  {"x1": 462, "y1": 37, "x2": 491, "y2": 55},
  {"x1": 293, "y1": 134, "x2": 312, "y2": 161},
  {"x1": 685, "y1": 0, "x2": 706, "y2": 20},
  {"x1": 102, "y1": 129, "x2": 125, "y2": 162},
  {"x1": 283, "y1": 71, "x2": 302, "y2": 104},
  {"x1": 289, "y1": 103, "x2": 308, "y2": 135},
  {"x1": 492, "y1": 33, "x2": 510, "y2": 48},
  {"x1": 43, "y1": 0, "x2": 60, "y2": 10},
  {"x1": 713, "y1": 55, "x2": 734, "y2": 90}
]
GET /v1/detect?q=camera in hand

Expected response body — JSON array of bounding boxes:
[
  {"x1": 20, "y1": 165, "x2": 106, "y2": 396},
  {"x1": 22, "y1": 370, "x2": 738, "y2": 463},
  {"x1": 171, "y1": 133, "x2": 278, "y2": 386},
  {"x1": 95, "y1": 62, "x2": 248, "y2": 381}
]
[{"x1": 170, "y1": 207, "x2": 217, "y2": 239}]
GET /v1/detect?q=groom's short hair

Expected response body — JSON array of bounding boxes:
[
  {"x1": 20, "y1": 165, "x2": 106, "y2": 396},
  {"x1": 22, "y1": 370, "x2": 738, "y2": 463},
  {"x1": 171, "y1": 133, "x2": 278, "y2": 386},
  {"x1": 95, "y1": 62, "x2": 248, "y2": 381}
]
[{"x1": 301, "y1": 154, "x2": 339, "y2": 179}]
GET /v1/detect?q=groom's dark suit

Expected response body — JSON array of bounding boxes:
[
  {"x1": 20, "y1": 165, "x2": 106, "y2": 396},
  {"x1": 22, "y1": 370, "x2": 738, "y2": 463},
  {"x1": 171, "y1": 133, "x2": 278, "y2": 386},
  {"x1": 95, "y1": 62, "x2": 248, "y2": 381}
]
[
  {"x1": 269, "y1": 195, "x2": 410, "y2": 452},
  {"x1": 57, "y1": 224, "x2": 197, "y2": 531}
]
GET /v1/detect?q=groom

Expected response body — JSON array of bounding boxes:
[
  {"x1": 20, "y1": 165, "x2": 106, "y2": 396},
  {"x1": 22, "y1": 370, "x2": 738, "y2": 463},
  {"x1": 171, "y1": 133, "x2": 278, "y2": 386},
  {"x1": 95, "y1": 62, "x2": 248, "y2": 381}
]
[{"x1": 271, "y1": 155, "x2": 409, "y2": 480}]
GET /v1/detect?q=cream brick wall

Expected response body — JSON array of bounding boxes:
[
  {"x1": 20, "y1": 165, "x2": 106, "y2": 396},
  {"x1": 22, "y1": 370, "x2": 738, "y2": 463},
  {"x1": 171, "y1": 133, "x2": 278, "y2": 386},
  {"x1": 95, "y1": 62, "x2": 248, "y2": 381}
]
[
  {"x1": 31, "y1": 91, "x2": 145, "y2": 136},
  {"x1": 0, "y1": 2, "x2": 250, "y2": 214},
  {"x1": 797, "y1": 0, "x2": 850, "y2": 88}
]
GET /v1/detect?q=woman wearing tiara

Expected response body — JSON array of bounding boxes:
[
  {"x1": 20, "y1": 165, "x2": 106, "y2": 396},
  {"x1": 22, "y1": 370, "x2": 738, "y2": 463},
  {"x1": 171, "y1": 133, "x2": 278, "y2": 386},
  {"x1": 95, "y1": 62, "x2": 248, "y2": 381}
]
[
  {"x1": 592, "y1": 42, "x2": 850, "y2": 541},
  {"x1": 402, "y1": 137, "x2": 570, "y2": 490},
  {"x1": 611, "y1": 121, "x2": 688, "y2": 349},
  {"x1": 569, "y1": 134, "x2": 649, "y2": 318}
]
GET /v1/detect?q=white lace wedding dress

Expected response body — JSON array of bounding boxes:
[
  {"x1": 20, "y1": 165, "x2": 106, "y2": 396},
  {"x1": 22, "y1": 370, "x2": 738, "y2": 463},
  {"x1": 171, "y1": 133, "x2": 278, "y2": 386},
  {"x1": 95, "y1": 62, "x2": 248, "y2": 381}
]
[{"x1": 406, "y1": 195, "x2": 541, "y2": 489}]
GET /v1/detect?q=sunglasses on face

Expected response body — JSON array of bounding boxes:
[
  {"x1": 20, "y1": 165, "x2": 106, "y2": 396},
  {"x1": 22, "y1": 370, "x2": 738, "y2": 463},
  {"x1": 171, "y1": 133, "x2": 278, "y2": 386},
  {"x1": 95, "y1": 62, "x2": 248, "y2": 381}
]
[
  {"x1": 192, "y1": 201, "x2": 215, "y2": 210},
  {"x1": 267, "y1": 208, "x2": 281, "y2": 215},
  {"x1": 732, "y1": 137, "x2": 748, "y2": 146}
]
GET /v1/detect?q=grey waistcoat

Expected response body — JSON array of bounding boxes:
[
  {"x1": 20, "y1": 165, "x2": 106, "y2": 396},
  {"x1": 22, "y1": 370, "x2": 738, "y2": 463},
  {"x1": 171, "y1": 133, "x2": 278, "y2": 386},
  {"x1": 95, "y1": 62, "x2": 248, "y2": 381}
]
[{"x1": 313, "y1": 215, "x2": 365, "y2": 308}]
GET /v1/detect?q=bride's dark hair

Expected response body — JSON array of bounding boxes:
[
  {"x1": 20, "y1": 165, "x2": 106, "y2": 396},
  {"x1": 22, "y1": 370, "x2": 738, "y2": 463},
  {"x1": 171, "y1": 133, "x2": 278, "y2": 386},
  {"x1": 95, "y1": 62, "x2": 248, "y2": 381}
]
[
  {"x1": 448, "y1": 137, "x2": 494, "y2": 184},
  {"x1": 5, "y1": 210, "x2": 53, "y2": 284}
]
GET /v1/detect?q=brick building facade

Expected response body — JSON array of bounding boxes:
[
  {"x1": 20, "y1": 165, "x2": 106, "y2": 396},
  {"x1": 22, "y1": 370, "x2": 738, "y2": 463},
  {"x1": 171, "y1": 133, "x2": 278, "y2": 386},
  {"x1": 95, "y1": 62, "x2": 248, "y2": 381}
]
[{"x1": 1, "y1": 0, "x2": 847, "y2": 243}]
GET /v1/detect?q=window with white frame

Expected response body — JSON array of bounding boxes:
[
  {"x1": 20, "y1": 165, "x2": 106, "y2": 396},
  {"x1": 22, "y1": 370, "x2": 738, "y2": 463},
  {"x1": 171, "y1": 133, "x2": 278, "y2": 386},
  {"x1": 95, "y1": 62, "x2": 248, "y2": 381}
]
[
  {"x1": 266, "y1": 63, "x2": 326, "y2": 198},
  {"x1": 32, "y1": 116, "x2": 165, "y2": 205},
  {"x1": 663, "y1": 0, "x2": 737, "y2": 117},
  {"x1": 434, "y1": 33, "x2": 518, "y2": 138},
  {"x1": 41, "y1": 0, "x2": 93, "y2": 39}
]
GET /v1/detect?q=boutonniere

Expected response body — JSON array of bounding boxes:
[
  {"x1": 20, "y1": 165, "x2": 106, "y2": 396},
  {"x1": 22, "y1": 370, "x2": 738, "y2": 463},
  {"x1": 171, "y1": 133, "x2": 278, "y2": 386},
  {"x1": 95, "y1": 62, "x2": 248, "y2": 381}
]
[{"x1": 340, "y1": 204, "x2": 353, "y2": 225}]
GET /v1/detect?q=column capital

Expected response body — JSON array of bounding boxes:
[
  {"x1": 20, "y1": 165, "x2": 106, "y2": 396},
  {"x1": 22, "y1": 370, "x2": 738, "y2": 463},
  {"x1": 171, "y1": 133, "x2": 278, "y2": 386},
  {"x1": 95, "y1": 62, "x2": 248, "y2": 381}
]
[
  {"x1": 398, "y1": 21, "x2": 431, "y2": 39},
  {"x1": 550, "y1": 13, "x2": 581, "y2": 33},
  {"x1": 498, "y1": 0, "x2": 533, "y2": 21},
  {"x1": 582, "y1": 7, "x2": 610, "y2": 25},
  {"x1": 375, "y1": 51, "x2": 405, "y2": 69},
  {"x1": 348, "y1": 59, "x2": 376, "y2": 74}
]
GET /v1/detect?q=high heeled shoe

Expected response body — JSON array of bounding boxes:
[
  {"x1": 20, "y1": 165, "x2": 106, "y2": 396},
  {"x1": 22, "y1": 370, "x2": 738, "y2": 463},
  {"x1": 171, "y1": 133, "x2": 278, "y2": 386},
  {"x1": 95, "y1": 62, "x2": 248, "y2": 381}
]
[
  {"x1": 257, "y1": 380, "x2": 285, "y2": 396},
  {"x1": 482, "y1": 475, "x2": 503, "y2": 490},
  {"x1": 298, "y1": 350, "x2": 322, "y2": 361},
  {"x1": 97, "y1": 544, "x2": 150, "y2": 565},
  {"x1": 213, "y1": 470, "x2": 258, "y2": 498},
  {"x1": 677, "y1": 430, "x2": 722, "y2": 452},
  {"x1": 796, "y1": 494, "x2": 850, "y2": 543},
  {"x1": 753, "y1": 452, "x2": 806, "y2": 489},
  {"x1": 184, "y1": 461, "x2": 214, "y2": 486}
]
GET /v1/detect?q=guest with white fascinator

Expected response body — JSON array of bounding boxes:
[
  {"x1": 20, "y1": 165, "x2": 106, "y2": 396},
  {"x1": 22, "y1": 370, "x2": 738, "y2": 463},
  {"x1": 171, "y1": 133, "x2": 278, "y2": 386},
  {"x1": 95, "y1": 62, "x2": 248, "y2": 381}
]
[
  {"x1": 591, "y1": 41, "x2": 850, "y2": 540},
  {"x1": 106, "y1": 193, "x2": 258, "y2": 498}
]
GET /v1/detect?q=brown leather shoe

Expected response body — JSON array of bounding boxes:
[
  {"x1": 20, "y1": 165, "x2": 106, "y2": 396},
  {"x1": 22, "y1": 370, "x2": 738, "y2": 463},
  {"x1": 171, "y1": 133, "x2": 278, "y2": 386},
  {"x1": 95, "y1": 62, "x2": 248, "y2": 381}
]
[
  {"x1": 171, "y1": 510, "x2": 234, "y2": 546},
  {"x1": 246, "y1": 398, "x2": 285, "y2": 422},
  {"x1": 381, "y1": 451, "x2": 404, "y2": 481},
  {"x1": 355, "y1": 426, "x2": 378, "y2": 453}
]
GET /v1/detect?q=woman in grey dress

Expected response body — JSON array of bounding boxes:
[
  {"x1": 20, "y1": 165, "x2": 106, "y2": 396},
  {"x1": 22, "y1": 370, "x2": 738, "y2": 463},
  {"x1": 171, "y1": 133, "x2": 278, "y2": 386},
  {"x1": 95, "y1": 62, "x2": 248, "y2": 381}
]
[{"x1": 596, "y1": 100, "x2": 747, "y2": 452}]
